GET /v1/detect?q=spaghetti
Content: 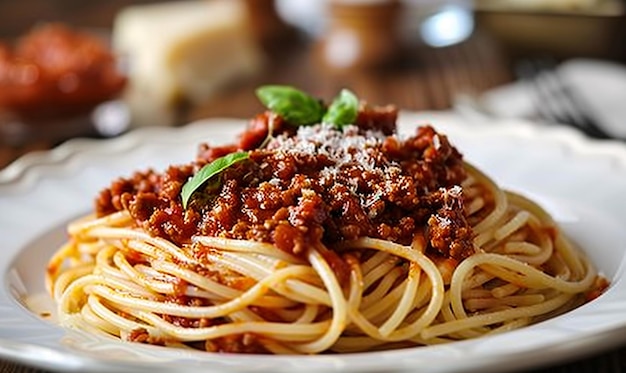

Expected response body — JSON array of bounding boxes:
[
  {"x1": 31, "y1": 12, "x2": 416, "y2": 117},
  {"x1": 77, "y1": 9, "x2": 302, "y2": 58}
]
[{"x1": 47, "y1": 91, "x2": 605, "y2": 354}]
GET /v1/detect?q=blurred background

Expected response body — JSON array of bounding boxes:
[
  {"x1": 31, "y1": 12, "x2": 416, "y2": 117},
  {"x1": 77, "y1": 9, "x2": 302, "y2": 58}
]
[{"x1": 1, "y1": 0, "x2": 626, "y2": 167}]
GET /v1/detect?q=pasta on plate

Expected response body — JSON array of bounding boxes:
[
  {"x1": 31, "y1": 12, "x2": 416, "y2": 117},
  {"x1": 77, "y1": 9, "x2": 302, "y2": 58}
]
[{"x1": 46, "y1": 87, "x2": 606, "y2": 354}]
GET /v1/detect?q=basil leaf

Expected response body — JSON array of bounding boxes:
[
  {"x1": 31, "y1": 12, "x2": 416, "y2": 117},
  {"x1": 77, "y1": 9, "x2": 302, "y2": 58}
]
[
  {"x1": 256, "y1": 85, "x2": 324, "y2": 126},
  {"x1": 322, "y1": 89, "x2": 359, "y2": 128},
  {"x1": 181, "y1": 151, "x2": 249, "y2": 208}
]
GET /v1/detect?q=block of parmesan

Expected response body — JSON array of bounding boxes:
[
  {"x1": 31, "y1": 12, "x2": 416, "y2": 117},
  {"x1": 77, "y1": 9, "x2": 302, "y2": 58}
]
[{"x1": 113, "y1": 0, "x2": 263, "y2": 126}]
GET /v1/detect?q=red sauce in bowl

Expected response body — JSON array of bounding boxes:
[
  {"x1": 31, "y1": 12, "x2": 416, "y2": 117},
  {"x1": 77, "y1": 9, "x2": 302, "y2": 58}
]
[{"x1": 0, "y1": 23, "x2": 126, "y2": 120}]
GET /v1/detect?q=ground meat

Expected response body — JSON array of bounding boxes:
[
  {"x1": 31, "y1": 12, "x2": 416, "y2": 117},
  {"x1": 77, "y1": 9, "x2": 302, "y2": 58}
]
[
  {"x1": 354, "y1": 104, "x2": 397, "y2": 135},
  {"x1": 196, "y1": 112, "x2": 294, "y2": 163},
  {"x1": 126, "y1": 328, "x2": 165, "y2": 346},
  {"x1": 426, "y1": 186, "x2": 474, "y2": 258},
  {"x1": 204, "y1": 333, "x2": 268, "y2": 354},
  {"x1": 95, "y1": 106, "x2": 474, "y2": 271},
  {"x1": 127, "y1": 327, "x2": 267, "y2": 353}
]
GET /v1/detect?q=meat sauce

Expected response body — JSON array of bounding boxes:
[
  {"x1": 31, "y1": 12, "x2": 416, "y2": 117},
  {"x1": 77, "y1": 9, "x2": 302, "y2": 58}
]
[
  {"x1": 96, "y1": 106, "x2": 474, "y2": 269},
  {"x1": 97, "y1": 105, "x2": 474, "y2": 352}
]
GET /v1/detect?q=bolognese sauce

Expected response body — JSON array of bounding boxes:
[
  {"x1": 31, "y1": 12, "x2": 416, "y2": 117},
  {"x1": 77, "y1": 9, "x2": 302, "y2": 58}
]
[{"x1": 95, "y1": 106, "x2": 474, "y2": 282}]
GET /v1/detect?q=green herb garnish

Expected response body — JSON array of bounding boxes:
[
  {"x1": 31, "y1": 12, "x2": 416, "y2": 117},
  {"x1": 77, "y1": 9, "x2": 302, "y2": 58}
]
[
  {"x1": 255, "y1": 85, "x2": 325, "y2": 126},
  {"x1": 181, "y1": 151, "x2": 249, "y2": 208},
  {"x1": 256, "y1": 85, "x2": 360, "y2": 128},
  {"x1": 323, "y1": 89, "x2": 359, "y2": 128}
]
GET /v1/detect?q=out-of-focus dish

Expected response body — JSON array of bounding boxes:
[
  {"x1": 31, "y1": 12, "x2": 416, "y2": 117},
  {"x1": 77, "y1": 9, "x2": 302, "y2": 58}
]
[
  {"x1": 476, "y1": 0, "x2": 621, "y2": 13},
  {"x1": 0, "y1": 23, "x2": 127, "y2": 143},
  {"x1": 475, "y1": 0, "x2": 626, "y2": 59},
  {"x1": 0, "y1": 23, "x2": 125, "y2": 118},
  {"x1": 1, "y1": 112, "x2": 626, "y2": 372}
]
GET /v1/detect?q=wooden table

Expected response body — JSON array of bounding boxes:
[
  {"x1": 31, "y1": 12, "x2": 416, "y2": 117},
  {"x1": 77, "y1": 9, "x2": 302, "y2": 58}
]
[{"x1": 2, "y1": 2, "x2": 626, "y2": 372}]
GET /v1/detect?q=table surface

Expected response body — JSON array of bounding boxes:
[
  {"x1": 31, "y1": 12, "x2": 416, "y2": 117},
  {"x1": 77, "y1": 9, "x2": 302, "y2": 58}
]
[{"x1": 2, "y1": 2, "x2": 626, "y2": 372}]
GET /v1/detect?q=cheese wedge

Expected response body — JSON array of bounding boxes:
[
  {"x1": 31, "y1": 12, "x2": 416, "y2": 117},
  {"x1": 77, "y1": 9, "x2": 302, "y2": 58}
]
[{"x1": 113, "y1": 0, "x2": 263, "y2": 126}]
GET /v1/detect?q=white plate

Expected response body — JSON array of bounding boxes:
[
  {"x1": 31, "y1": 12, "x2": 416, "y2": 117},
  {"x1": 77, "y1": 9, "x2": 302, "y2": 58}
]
[{"x1": 2, "y1": 112, "x2": 626, "y2": 373}]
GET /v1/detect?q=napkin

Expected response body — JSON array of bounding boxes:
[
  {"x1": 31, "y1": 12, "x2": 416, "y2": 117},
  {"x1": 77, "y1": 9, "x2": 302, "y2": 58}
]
[{"x1": 478, "y1": 58, "x2": 626, "y2": 139}]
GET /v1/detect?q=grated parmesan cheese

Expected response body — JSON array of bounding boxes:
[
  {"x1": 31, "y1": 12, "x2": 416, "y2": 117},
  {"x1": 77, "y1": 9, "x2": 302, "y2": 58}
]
[{"x1": 268, "y1": 124, "x2": 389, "y2": 179}]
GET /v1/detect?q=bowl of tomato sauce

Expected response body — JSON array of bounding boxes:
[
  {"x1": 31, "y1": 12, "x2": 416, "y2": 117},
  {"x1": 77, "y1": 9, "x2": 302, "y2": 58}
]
[{"x1": 0, "y1": 23, "x2": 128, "y2": 144}]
